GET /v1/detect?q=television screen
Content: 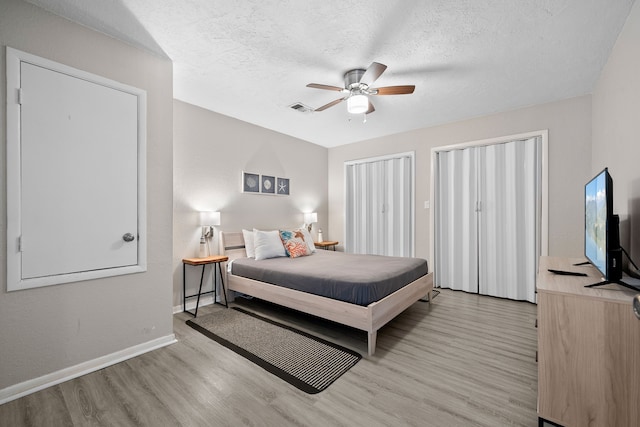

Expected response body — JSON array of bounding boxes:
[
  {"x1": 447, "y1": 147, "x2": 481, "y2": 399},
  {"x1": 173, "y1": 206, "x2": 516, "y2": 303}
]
[{"x1": 584, "y1": 169, "x2": 610, "y2": 277}]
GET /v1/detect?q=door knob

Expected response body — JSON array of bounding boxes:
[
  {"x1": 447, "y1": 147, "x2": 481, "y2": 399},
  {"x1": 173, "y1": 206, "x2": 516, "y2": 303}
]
[{"x1": 122, "y1": 233, "x2": 135, "y2": 242}]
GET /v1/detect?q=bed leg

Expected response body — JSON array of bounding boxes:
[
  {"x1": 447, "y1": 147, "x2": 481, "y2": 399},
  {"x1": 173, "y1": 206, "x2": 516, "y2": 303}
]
[{"x1": 368, "y1": 331, "x2": 377, "y2": 356}]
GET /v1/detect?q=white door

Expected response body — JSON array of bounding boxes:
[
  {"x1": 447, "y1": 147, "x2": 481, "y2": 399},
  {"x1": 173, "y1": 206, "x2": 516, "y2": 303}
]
[
  {"x1": 345, "y1": 152, "x2": 414, "y2": 257},
  {"x1": 434, "y1": 135, "x2": 543, "y2": 303},
  {"x1": 434, "y1": 147, "x2": 480, "y2": 293},
  {"x1": 476, "y1": 139, "x2": 539, "y2": 301},
  {"x1": 6, "y1": 48, "x2": 146, "y2": 290}
]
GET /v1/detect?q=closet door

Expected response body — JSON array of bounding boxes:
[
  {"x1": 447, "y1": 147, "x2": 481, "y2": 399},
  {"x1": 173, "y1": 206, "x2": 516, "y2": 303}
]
[
  {"x1": 345, "y1": 153, "x2": 414, "y2": 257},
  {"x1": 6, "y1": 48, "x2": 147, "y2": 291},
  {"x1": 477, "y1": 138, "x2": 539, "y2": 302},
  {"x1": 434, "y1": 147, "x2": 479, "y2": 293},
  {"x1": 434, "y1": 136, "x2": 541, "y2": 302},
  {"x1": 20, "y1": 62, "x2": 139, "y2": 279}
]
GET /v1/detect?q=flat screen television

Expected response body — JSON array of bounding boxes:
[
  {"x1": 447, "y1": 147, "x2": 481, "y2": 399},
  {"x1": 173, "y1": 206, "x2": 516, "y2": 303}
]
[
  {"x1": 584, "y1": 168, "x2": 622, "y2": 281},
  {"x1": 583, "y1": 168, "x2": 640, "y2": 291}
]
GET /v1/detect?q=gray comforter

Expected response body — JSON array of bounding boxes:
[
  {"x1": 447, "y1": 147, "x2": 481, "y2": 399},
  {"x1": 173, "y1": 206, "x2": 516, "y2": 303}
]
[{"x1": 230, "y1": 250, "x2": 428, "y2": 306}]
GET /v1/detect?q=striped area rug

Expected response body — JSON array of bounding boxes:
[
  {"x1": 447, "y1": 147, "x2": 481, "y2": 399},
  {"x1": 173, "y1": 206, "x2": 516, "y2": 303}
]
[{"x1": 186, "y1": 307, "x2": 361, "y2": 394}]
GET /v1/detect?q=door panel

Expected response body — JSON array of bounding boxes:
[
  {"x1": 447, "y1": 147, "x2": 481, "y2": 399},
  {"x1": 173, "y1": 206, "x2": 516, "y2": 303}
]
[
  {"x1": 345, "y1": 154, "x2": 414, "y2": 257},
  {"x1": 434, "y1": 136, "x2": 540, "y2": 302},
  {"x1": 434, "y1": 148, "x2": 479, "y2": 292},
  {"x1": 20, "y1": 62, "x2": 138, "y2": 279},
  {"x1": 477, "y1": 138, "x2": 538, "y2": 302}
]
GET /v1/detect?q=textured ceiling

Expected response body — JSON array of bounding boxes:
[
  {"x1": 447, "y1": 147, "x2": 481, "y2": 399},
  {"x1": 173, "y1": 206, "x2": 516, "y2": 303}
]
[{"x1": 25, "y1": 0, "x2": 636, "y2": 147}]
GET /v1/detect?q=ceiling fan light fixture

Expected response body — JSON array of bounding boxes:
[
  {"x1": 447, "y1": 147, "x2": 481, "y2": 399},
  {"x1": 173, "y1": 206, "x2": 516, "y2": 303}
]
[
  {"x1": 307, "y1": 62, "x2": 414, "y2": 114},
  {"x1": 347, "y1": 94, "x2": 368, "y2": 114}
]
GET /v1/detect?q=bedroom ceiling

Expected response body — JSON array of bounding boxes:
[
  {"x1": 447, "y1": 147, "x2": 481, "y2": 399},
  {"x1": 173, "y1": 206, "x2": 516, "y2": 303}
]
[{"x1": 25, "y1": 0, "x2": 636, "y2": 148}]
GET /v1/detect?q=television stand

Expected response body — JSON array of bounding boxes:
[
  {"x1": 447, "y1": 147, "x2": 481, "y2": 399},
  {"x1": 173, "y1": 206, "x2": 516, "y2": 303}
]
[
  {"x1": 585, "y1": 279, "x2": 640, "y2": 292},
  {"x1": 537, "y1": 256, "x2": 640, "y2": 427}
]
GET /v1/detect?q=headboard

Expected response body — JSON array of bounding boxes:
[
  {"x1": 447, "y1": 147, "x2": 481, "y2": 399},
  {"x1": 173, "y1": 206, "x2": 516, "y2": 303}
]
[{"x1": 219, "y1": 231, "x2": 247, "y2": 261}]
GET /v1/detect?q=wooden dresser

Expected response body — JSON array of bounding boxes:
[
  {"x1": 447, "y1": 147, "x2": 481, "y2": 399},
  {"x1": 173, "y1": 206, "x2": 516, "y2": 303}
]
[{"x1": 537, "y1": 256, "x2": 640, "y2": 427}]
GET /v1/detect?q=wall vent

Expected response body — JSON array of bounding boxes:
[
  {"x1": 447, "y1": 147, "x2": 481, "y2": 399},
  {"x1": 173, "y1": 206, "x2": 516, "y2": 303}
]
[{"x1": 289, "y1": 102, "x2": 314, "y2": 113}]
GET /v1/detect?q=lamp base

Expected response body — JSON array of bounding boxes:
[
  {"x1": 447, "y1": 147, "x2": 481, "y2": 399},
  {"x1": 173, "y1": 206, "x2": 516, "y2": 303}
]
[{"x1": 199, "y1": 237, "x2": 207, "y2": 258}]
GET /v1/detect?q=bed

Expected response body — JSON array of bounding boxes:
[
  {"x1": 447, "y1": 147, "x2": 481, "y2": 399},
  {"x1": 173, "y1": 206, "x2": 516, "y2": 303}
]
[{"x1": 219, "y1": 230, "x2": 433, "y2": 356}]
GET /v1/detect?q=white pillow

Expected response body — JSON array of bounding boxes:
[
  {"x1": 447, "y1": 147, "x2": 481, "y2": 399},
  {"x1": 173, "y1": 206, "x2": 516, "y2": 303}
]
[
  {"x1": 253, "y1": 229, "x2": 286, "y2": 260},
  {"x1": 242, "y1": 229, "x2": 255, "y2": 258},
  {"x1": 299, "y1": 226, "x2": 316, "y2": 253}
]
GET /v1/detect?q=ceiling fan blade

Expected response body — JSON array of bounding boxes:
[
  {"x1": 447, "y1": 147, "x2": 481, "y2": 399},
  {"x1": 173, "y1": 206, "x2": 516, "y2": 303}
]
[
  {"x1": 360, "y1": 62, "x2": 387, "y2": 86},
  {"x1": 306, "y1": 83, "x2": 344, "y2": 92},
  {"x1": 374, "y1": 85, "x2": 415, "y2": 95},
  {"x1": 315, "y1": 97, "x2": 346, "y2": 112}
]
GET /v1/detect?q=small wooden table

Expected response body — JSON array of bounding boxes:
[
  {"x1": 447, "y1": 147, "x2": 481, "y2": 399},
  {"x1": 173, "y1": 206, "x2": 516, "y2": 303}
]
[
  {"x1": 315, "y1": 241, "x2": 338, "y2": 251},
  {"x1": 182, "y1": 255, "x2": 229, "y2": 317}
]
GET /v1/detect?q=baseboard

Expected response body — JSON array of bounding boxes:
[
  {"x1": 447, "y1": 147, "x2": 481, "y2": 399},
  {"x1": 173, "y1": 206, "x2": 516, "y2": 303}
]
[
  {"x1": 0, "y1": 334, "x2": 177, "y2": 405},
  {"x1": 173, "y1": 292, "x2": 236, "y2": 314},
  {"x1": 173, "y1": 295, "x2": 215, "y2": 314}
]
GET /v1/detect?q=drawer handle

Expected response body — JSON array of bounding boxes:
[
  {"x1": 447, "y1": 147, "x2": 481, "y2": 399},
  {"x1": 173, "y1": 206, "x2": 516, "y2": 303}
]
[
  {"x1": 633, "y1": 295, "x2": 640, "y2": 320},
  {"x1": 122, "y1": 233, "x2": 135, "y2": 242}
]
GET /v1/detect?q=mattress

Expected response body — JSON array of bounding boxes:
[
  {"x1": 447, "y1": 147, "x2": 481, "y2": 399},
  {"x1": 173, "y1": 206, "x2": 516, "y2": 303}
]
[{"x1": 230, "y1": 250, "x2": 428, "y2": 306}]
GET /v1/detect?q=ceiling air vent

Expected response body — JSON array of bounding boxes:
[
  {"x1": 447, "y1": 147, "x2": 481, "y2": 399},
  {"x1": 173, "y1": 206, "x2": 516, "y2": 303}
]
[{"x1": 289, "y1": 102, "x2": 314, "y2": 113}]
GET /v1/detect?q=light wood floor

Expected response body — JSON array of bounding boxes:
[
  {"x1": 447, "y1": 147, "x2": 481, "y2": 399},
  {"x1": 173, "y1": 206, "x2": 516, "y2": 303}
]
[{"x1": 0, "y1": 289, "x2": 541, "y2": 427}]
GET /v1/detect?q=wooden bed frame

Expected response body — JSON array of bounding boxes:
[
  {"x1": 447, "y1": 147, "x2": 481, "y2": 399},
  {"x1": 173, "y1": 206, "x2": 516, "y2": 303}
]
[{"x1": 219, "y1": 231, "x2": 434, "y2": 356}]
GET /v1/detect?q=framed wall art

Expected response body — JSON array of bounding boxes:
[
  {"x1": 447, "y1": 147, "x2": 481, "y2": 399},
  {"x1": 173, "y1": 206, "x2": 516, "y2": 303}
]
[
  {"x1": 242, "y1": 171, "x2": 289, "y2": 195},
  {"x1": 242, "y1": 172, "x2": 260, "y2": 193},
  {"x1": 261, "y1": 175, "x2": 275, "y2": 194},
  {"x1": 277, "y1": 177, "x2": 290, "y2": 195}
]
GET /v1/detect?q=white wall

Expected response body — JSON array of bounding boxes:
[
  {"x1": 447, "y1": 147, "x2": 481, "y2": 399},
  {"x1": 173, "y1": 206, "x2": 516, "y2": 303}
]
[
  {"x1": 173, "y1": 100, "x2": 328, "y2": 308},
  {"x1": 0, "y1": 0, "x2": 174, "y2": 395},
  {"x1": 328, "y1": 96, "x2": 593, "y2": 260},
  {"x1": 2, "y1": 0, "x2": 635, "y2": 399},
  {"x1": 592, "y1": 0, "x2": 640, "y2": 261}
]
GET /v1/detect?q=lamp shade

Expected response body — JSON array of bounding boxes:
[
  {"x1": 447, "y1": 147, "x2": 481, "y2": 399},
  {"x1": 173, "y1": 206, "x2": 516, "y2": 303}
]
[
  {"x1": 200, "y1": 211, "x2": 221, "y2": 226},
  {"x1": 304, "y1": 212, "x2": 317, "y2": 224},
  {"x1": 347, "y1": 94, "x2": 368, "y2": 114}
]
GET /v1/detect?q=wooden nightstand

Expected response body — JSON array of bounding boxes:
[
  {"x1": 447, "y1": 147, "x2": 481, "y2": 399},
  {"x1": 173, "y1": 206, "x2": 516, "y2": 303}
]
[
  {"x1": 182, "y1": 255, "x2": 229, "y2": 317},
  {"x1": 315, "y1": 241, "x2": 338, "y2": 251}
]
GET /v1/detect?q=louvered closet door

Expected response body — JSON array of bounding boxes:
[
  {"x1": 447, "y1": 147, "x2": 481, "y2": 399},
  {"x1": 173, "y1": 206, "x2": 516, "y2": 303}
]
[
  {"x1": 345, "y1": 153, "x2": 414, "y2": 257},
  {"x1": 477, "y1": 138, "x2": 539, "y2": 302},
  {"x1": 434, "y1": 137, "x2": 540, "y2": 302},
  {"x1": 434, "y1": 147, "x2": 479, "y2": 293}
]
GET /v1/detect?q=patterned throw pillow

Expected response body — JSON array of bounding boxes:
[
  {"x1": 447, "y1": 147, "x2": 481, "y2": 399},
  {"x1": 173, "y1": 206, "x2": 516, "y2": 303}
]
[{"x1": 279, "y1": 229, "x2": 312, "y2": 258}]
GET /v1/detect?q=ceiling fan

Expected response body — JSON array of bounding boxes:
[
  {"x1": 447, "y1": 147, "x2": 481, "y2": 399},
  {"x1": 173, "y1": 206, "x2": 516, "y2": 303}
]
[{"x1": 306, "y1": 62, "x2": 415, "y2": 115}]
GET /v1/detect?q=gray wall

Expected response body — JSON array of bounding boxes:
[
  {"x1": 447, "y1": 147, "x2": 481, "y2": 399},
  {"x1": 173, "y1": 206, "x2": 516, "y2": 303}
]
[
  {"x1": 592, "y1": 0, "x2": 640, "y2": 263},
  {"x1": 328, "y1": 96, "x2": 593, "y2": 260},
  {"x1": 173, "y1": 100, "x2": 328, "y2": 308},
  {"x1": 0, "y1": 0, "x2": 174, "y2": 391}
]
